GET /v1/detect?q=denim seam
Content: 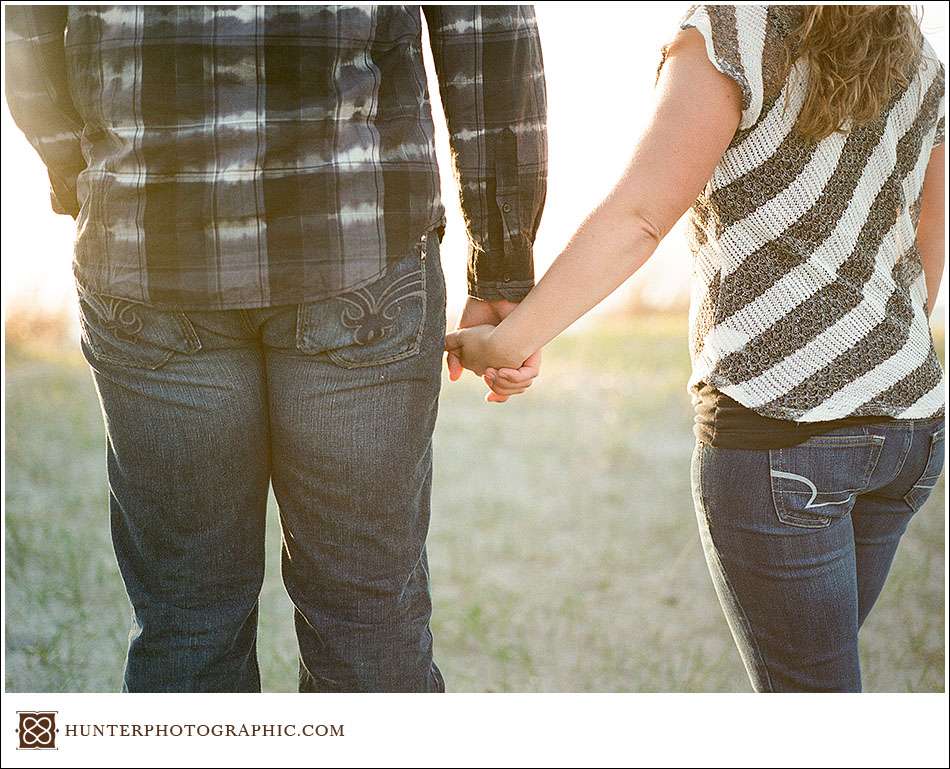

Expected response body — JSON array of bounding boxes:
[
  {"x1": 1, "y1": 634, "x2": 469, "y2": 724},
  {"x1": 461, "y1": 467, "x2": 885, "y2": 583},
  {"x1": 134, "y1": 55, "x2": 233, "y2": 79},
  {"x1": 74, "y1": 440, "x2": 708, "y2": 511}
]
[
  {"x1": 87, "y1": 347, "x2": 174, "y2": 371},
  {"x1": 177, "y1": 311, "x2": 203, "y2": 352},
  {"x1": 698, "y1": 444, "x2": 775, "y2": 692},
  {"x1": 773, "y1": 485, "x2": 866, "y2": 496},
  {"x1": 799, "y1": 434, "x2": 886, "y2": 447},
  {"x1": 890, "y1": 420, "x2": 914, "y2": 484},
  {"x1": 237, "y1": 308, "x2": 258, "y2": 337},
  {"x1": 294, "y1": 300, "x2": 308, "y2": 348},
  {"x1": 859, "y1": 430, "x2": 886, "y2": 485}
]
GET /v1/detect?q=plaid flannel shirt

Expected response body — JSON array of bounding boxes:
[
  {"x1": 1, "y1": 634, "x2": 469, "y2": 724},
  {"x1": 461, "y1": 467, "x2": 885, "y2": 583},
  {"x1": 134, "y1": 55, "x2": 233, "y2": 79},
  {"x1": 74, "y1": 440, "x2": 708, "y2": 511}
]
[{"x1": 4, "y1": 5, "x2": 547, "y2": 309}]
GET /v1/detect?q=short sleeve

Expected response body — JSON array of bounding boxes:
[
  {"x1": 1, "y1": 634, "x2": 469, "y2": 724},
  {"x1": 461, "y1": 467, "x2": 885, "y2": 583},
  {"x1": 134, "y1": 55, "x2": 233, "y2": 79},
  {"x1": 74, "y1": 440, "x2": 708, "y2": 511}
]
[
  {"x1": 679, "y1": 4, "x2": 769, "y2": 131},
  {"x1": 919, "y1": 41, "x2": 946, "y2": 150}
]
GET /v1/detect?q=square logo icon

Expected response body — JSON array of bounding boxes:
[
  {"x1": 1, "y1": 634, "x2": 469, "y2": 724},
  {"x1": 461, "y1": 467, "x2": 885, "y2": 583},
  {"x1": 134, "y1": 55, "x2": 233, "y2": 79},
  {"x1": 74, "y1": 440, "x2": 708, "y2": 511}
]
[{"x1": 17, "y1": 712, "x2": 57, "y2": 750}]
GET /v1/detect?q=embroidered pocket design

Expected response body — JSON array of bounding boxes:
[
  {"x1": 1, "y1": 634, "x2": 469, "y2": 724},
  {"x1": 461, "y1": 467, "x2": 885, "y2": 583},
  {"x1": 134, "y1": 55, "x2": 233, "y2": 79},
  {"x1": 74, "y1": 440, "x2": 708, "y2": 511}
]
[
  {"x1": 338, "y1": 271, "x2": 426, "y2": 347},
  {"x1": 77, "y1": 290, "x2": 200, "y2": 370},
  {"x1": 95, "y1": 297, "x2": 145, "y2": 341},
  {"x1": 295, "y1": 239, "x2": 436, "y2": 369}
]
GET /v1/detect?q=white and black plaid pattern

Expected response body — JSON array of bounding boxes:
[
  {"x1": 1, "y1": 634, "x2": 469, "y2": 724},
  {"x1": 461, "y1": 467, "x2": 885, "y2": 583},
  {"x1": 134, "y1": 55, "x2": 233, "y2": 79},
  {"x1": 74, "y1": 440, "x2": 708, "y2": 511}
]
[{"x1": 5, "y1": 5, "x2": 547, "y2": 309}]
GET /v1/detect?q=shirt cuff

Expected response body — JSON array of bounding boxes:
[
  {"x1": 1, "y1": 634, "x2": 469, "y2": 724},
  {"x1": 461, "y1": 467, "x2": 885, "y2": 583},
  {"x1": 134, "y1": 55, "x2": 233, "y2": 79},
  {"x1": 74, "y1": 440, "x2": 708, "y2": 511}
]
[
  {"x1": 468, "y1": 279, "x2": 535, "y2": 302},
  {"x1": 467, "y1": 238, "x2": 535, "y2": 302},
  {"x1": 49, "y1": 172, "x2": 80, "y2": 219}
]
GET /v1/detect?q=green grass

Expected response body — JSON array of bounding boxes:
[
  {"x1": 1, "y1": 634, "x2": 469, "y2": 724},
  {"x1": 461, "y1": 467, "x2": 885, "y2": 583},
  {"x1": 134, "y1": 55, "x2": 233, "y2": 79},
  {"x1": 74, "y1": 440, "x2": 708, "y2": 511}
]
[{"x1": 4, "y1": 316, "x2": 945, "y2": 692}]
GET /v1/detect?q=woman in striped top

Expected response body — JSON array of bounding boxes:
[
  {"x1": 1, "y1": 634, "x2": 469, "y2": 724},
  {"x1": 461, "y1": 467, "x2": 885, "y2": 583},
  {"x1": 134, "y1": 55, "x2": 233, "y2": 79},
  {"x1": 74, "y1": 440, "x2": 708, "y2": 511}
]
[{"x1": 446, "y1": 5, "x2": 945, "y2": 691}]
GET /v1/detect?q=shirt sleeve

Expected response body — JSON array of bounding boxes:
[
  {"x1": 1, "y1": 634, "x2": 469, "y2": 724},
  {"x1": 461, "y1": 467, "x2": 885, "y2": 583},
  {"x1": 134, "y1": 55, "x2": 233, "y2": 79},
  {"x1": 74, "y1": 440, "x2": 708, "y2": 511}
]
[
  {"x1": 677, "y1": 4, "x2": 769, "y2": 131},
  {"x1": 4, "y1": 5, "x2": 86, "y2": 218},
  {"x1": 423, "y1": 5, "x2": 548, "y2": 302}
]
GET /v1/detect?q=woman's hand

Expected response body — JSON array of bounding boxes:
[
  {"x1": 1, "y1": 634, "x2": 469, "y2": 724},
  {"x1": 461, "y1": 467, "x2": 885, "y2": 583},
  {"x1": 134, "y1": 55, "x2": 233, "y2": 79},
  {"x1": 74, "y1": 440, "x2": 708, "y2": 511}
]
[
  {"x1": 444, "y1": 325, "x2": 540, "y2": 402},
  {"x1": 444, "y1": 324, "x2": 519, "y2": 375}
]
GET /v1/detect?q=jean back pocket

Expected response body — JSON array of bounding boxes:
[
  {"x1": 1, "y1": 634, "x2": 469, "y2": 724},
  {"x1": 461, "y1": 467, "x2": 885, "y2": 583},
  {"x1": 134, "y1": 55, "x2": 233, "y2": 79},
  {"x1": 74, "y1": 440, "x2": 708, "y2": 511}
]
[
  {"x1": 295, "y1": 237, "x2": 431, "y2": 369},
  {"x1": 78, "y1": 290, "x2": 201, "y2": 370},
  {"x1": 769, "y1": 433, "x2": 885, "y2": 528}
]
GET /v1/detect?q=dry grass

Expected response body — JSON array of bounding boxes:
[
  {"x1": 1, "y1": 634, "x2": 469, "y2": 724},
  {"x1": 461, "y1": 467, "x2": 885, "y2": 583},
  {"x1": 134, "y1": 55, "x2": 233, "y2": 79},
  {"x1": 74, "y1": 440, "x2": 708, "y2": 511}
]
[{"x1": 4, "y1": 314, "x2": 945, "y2": 692}]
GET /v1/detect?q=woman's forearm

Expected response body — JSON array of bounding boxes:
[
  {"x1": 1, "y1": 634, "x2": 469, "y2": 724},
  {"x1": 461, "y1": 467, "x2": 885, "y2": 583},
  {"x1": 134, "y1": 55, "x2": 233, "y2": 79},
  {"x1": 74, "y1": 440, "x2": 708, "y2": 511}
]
[{"x1": 489, "y1": 202, "x2": 662, "y2": 364}]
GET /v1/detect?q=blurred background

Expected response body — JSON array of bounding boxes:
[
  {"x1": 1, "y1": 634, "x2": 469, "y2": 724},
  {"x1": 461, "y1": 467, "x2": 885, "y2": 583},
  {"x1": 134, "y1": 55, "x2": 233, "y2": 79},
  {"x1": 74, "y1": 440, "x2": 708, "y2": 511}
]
[{"x1": 4, "y1": 3, "x2": 947, "y2": 692}]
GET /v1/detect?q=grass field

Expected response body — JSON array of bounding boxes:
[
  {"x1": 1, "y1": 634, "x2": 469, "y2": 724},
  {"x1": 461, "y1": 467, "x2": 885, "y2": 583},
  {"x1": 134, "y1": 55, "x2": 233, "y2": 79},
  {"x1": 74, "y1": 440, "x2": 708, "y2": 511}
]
[{"x1": 4, "y1": 315, "x2": 945, "y2": 692}]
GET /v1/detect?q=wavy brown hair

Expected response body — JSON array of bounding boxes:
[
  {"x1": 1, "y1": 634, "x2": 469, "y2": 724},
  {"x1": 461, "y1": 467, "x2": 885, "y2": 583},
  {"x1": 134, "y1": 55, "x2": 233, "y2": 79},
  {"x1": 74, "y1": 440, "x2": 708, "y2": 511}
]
[{"x1": 787, "y1": 5, "x2": 924, "y2": 142}]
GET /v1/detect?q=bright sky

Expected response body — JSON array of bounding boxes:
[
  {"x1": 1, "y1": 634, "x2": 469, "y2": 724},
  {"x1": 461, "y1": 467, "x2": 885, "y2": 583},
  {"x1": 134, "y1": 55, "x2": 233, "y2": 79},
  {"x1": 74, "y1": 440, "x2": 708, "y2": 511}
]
[{"x1": 2, "y1": 3, "x2": 948, "y2": 325}]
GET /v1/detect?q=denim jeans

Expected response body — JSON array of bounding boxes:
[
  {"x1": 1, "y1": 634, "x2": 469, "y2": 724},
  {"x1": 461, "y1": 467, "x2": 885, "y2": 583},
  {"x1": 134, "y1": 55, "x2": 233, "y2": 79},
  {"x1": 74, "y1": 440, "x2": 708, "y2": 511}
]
[
  {"x1": 78, "y1": 233, "x2": 446, "y2": 692},
  {"x1": 692, "y1": 418, "x2": 945, "y2": 692}
]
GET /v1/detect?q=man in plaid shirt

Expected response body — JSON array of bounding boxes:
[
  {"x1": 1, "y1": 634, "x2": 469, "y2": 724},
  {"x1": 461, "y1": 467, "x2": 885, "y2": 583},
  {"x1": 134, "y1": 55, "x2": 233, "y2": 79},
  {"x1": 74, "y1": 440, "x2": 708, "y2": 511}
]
[{"x1": 5, "y1": 5, "x2": 546, "y2": 692}]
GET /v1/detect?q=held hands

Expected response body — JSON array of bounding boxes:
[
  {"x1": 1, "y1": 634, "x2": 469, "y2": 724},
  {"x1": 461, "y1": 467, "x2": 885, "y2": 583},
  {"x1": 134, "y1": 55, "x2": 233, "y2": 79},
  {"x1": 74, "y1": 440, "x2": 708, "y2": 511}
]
[{"x1": 444, "y1": 297, "x2": 540, "y2": 403}]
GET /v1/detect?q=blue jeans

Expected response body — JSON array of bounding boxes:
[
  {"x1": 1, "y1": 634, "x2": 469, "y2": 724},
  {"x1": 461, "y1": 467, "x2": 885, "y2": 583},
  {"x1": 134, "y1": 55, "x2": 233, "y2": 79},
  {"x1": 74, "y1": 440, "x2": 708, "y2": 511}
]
[
  {"x1": 78, "y1": 233, "x2": 446, "y2": 692},
  {"x1": 692, "y1": 419, "x2": 945, "y2": 692}
]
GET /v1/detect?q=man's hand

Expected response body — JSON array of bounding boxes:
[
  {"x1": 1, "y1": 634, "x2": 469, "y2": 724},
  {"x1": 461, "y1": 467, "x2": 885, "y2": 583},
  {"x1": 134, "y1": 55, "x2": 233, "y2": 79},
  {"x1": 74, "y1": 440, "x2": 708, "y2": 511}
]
[{"x1": 446, "y1": 297, "x2": 541, "y2": 403}]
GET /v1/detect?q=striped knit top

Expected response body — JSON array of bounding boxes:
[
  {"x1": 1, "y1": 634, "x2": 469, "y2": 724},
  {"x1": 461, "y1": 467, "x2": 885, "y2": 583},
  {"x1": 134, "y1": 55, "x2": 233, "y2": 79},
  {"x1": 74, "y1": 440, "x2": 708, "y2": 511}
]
[{"x1": 681, "y1": 5, "x2": 946, "y2": 423}]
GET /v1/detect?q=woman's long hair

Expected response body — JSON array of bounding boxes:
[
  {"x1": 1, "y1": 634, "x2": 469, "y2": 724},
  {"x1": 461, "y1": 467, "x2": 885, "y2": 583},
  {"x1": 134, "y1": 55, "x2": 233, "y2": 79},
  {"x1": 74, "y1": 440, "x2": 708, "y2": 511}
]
[{"x1": 787, "y1": 5, "x2": 924, "y2": 142}]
